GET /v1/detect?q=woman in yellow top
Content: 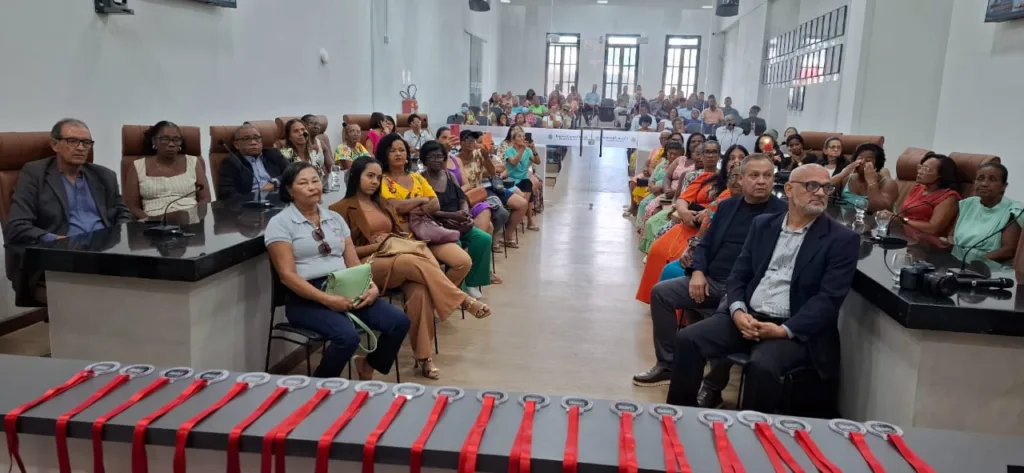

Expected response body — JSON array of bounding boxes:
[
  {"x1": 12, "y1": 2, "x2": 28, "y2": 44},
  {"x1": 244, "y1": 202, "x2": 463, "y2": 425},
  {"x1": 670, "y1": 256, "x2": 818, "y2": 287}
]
[
  {"x1": 333, "y1": 122, "x2": 371, "y2": 170},
  {"x1": 624, "y1": 131, "x2": 670, "y2": 218},
  {"x1": 376, "y1": 134, "x2": 472, "y2": 286}
]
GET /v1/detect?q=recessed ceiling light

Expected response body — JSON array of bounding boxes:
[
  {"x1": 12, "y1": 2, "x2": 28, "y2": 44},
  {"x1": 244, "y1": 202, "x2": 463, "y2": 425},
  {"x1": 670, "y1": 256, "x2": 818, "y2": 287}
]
[
  {"x1": 597, "y1": 0, "x2": 608, "y2": 4},
  {"x1": 702, "y1": 4, "x2": 713, "y2": 8}
]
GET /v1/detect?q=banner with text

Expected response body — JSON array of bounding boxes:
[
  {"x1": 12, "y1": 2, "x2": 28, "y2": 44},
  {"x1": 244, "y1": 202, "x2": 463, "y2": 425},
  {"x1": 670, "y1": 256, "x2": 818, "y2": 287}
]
[
  {"x1": 533, "y1": 129, "x2": 582, "y2": 147},
  {"x1": 601, "y1": 130, "x2": 638, "y2": 149}
]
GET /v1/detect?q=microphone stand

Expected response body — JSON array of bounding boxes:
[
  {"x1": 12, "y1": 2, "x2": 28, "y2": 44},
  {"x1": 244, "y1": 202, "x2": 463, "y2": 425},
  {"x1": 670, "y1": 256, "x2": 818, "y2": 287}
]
[
  {"x1": 144, "y1": 185, "x2": 202, "y2": 237},
  {"x1": 219, "y1": 140, "x2": 275, "y2": 209}
]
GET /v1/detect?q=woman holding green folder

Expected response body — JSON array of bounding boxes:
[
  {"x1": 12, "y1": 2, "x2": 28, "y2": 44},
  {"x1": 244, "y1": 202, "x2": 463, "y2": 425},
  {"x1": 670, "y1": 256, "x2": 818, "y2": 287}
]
[{"x1": 265, "y1": 162, "x2": 410, "y2": 380}]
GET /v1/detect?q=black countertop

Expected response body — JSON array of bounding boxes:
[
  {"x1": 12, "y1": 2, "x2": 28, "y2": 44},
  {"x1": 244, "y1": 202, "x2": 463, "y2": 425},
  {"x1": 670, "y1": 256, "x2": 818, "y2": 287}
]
[
  {"x1": 2, "y1": 355, "x2": 1023, "y2": 472},
  {"x1": 832, "y1": 205, "x2": 1024, "y2": 337},
  {"x1": 19, "y1": 191, "x2": 344, "y2": 283}
]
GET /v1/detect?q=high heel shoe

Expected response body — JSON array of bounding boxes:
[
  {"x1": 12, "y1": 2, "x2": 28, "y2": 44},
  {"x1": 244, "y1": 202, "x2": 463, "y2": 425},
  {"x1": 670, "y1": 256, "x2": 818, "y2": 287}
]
[
  {"x1": 414, "y1": 358, "x2": 440, "y2": 380},
  {"x1": 461, "y1": 297, "x2": 492, "y2": 319}
]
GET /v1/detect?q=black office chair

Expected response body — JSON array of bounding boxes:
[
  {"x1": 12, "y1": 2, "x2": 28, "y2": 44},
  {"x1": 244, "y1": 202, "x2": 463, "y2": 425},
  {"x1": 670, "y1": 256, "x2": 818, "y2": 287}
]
[
  {"x1": 728, "y1": 352, "x2": 834, "y2": 416},
  {"x1": 265, "y1": 266, "x2": 325, "y2": 376},
  {"x1": 598, "y1": 98, "x2": 617, "y2": 126}
]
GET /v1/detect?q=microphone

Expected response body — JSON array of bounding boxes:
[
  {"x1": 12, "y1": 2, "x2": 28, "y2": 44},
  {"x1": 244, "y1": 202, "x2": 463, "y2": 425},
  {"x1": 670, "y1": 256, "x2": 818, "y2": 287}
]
[
  {"x1": 144, "y1": 183, "x2": 203, "y2": 237},
  {"x1": 959, "y1": 209, "x2": 1023, "y2": 270},
  {"x1": 956, "y1": 276, "x2": 1015, "y2": 289},
  {"x1": 218, "y1": 140, "x2": 275, "y2": 209}
]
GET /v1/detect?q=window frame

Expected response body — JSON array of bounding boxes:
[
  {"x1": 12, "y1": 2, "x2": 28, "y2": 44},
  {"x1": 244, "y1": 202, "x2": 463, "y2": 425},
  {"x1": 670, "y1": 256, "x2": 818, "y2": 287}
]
[
  {"x1": 544, "y1": 33, "x2": 581, "y2": 97},
  {"x1": 661, "y1": 35, "x2": 702, "y2": 99},
  {"x1": 602, "y1": 34, "x2": 642, "y2": 101}
]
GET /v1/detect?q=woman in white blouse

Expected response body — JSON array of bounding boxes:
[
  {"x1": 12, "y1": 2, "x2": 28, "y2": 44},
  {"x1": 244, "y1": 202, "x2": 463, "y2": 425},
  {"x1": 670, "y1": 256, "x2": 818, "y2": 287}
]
[
  {"x1": 279, "y1": 119, "x2": 330, "y2": 177},
  {"x1": 123, "y1": 121, "x2": 211, "y2": 220}
]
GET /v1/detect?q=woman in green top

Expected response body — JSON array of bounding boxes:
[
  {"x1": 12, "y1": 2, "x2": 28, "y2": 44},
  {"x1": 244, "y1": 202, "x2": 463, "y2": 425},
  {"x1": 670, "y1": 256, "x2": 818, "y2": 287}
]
[
  {"x1": 503, "y1": 129, "x2": 541, "y2": 230},
  {"x1": 952, "y1": 163, "x2": 1023, "y2": 263}
]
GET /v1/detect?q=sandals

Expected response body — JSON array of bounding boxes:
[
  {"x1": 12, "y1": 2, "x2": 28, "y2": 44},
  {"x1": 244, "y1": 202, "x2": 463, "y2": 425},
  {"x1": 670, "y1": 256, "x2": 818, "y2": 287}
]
[
  {"x1": 527, "y1": 224, "x2": 540, "y2": 231},
  {"x1": 503, "y1": 239, "x2": 519, "y2": 249},
  {"x1": 462, "y1": 297, "x2": 492, "y2": 319},
  {"x1": 414, "y1": 358, "x2": 440, "y2": 380},
  {"x1": 352, "y1": 355, "x2": 374, "y2": 381},
  {"x1": 490, "y1": 273, "x2": 504, "y2": 284}
]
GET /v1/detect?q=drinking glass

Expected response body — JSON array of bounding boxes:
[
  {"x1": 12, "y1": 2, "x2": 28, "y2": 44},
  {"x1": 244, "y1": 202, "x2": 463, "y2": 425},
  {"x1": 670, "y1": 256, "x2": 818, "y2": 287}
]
[
  {"x1": 853, "y1": 200, "x2": 867, "y2": 224},
  {"x1": 874, "y1": 212, "x2": 892, "y2": 237},
  {"x1": 890, "y1": 252, "x2": 915, "y2": 284}
]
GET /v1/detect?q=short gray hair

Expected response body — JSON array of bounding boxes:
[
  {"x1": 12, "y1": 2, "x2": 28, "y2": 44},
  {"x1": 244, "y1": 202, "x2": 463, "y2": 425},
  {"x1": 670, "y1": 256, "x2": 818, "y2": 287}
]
[
  {"x1": 50, "y1": 118, "x2": 89, "y2": 140},
  {"x1": 232, "y1": 123, "x2": 260, "y2": 141},
  {"x1": 739, "y1": 153, "x2": 775, "y2": 174}
]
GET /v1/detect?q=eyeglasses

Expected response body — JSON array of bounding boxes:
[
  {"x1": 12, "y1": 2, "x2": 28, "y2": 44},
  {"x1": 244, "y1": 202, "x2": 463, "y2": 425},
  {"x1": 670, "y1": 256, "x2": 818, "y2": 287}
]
[
  {"x1": 312, "y1": 226, "x2": 331, "y2": 256},
  {"x1": 59, "y1": 138, "x2": 95, "y2": 149},
  {"x1": 916, "y1": 165, "x2": 936, "y2": 174},
  {"x1": 825, "y1": 144, "x2": 843, "y2": 150},
  {"x1": 235, "y1": 135, "x2": 262, "y2": 143},
  {"x1": 791, "y1": 181, "x2": 837, "y2": 194},
  {"x1": 728, "y1": 173, "x2": 740, "y2": 182},
  {"x1": 703, "y1": 149, "x2": 721, "y2": 156},
  {"x1": 156, "y1": 136, "x2": 183, "y2": 145}
]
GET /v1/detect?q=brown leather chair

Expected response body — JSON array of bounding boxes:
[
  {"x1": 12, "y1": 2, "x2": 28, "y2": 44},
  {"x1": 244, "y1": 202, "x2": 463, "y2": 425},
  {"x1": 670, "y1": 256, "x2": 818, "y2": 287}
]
[
  {"x1": 120, "y1": 124, "x2": 202, "y2": 192},
  {"x1": 799, "y1": 131, "x2": 839, "y2": 153},
  {"x1": 396, "y1": 113, "x2": 429, "y2": 136},
  {"x1": 839, "y1": 134, "x2": 885, "y2": 157},
  {"x1": 0, "y1": 132, "x2": 95, "y2": 224},
  {"x1": 207, "y1": 121, "x2": 278, "y2": 200},
  {"x1": 892, "y1": 147, "x2": 933, "y2": 209},
  {"x1": 342, "y1": 114, "x2": 374, "y2": 146},
  {"x1": 948, "y1": 152, "x2": 1000, "y2": 198}
]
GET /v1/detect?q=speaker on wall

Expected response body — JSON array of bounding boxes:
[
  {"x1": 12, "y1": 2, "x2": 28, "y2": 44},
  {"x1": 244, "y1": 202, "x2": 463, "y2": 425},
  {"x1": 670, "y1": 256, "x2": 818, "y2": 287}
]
[
  {"x1": 468, "y1": 0, "x2": 491, "y2": 12},
  {"x1": 716, "y1": 0, "x2": 739, "y2": 17}
]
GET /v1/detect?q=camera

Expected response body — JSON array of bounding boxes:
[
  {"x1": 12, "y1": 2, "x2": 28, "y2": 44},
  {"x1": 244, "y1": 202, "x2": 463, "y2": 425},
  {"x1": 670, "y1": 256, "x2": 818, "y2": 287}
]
[{"x1": 898, "y1": 262, "x2": 957, "y2": 297}]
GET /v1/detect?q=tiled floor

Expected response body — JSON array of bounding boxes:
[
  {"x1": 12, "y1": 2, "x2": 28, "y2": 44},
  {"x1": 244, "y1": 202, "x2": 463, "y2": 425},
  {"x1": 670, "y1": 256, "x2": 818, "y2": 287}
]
[{"x1": 0, "y1": 146, "x2": 739, "y2": 406}]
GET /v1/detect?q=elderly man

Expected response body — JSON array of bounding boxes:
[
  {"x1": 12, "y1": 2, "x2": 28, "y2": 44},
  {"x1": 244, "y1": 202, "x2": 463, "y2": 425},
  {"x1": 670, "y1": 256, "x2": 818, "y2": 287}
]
[
  {"x1": 666, "y1": 164, "x2": 860, "y2": 413},
  {"x1": 715, "y1": 115, "x2": 744, "y2": 150},
  {"x1": 583, "y1": 84, "x2": 602, "y2": 125},
  {"x1": 633, "y1": 154, "x2": 786, "y2": 394},
  {"x1": 218, "y1": 123, "x2": 289, "y2": 200},
  {"x1": 5, "y1": 118, "x2": 133, "y2": 304}
]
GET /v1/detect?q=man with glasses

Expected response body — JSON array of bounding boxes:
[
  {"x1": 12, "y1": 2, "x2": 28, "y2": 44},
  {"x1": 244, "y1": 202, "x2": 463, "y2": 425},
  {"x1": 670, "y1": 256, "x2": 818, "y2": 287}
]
[
  {"x1": 633, "y1": 154, "x2": 786, "y2": 395},
  {"x1": 218, "y1": 123, "x2": 289, "y2": 200},
  {"x1": 666, "y1": 164, "x2": 859, "y2": 413},
  {"x1": 5, "y1": 118, "x2": 133, "y2": 303}
]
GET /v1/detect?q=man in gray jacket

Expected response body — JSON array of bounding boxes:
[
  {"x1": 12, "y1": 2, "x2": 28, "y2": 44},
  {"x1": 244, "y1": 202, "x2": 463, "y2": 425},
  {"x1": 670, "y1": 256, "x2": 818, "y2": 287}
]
[{"x1": 5, "y1": 118, "x2": 132, "y2": 304}]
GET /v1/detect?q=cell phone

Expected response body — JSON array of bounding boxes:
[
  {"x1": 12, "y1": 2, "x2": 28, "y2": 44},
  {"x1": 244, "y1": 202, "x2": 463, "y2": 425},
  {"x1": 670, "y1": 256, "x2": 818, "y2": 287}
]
[
  {"x1": 637, "y1": 178, "x2": 650, "y2": 187},
  {"x1": 525, "y1": 132, "x2": 533, "y2": 143}
]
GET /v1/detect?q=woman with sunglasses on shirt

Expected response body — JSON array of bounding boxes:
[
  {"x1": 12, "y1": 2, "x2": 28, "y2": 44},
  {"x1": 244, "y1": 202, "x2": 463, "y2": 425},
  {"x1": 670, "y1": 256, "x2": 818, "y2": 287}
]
[{"x1": 265, "y1": 162, "x2": 410, "y2": 381}]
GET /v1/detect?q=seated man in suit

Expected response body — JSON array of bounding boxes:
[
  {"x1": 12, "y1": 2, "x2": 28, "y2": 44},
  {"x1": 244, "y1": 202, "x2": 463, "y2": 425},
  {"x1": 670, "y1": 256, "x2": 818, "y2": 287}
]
[
  {"x1": 218, "y1": 123, "x2": 289, "y2": 200},
  {"x1": 666, "y1": 164, "x2": 860, "y2": 413},
  {"x1": 633, "y1": 154, "x2": 787, "y2": 403},
  {"x1": 5, "y1": 118, "x2": 133, "y2": 304}
]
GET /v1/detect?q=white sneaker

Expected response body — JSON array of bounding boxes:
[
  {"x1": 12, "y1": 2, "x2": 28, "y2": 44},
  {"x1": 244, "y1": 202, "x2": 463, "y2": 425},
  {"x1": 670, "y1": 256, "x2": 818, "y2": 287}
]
[{"x1": 467, "y1": 287, "x2": 483, "y2": 298}]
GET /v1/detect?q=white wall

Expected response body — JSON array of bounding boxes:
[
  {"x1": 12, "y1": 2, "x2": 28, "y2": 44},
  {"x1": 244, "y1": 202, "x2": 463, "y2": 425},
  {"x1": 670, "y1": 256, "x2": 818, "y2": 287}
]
[
  {"x1": 498, "y1": 4, "x2": 719, "y2": 101},
  {"x1": 369, "y1": 0, "x2": 502, "y2": 120},
  {"x1": 933, "y1": 0, "x2": 1024, "y2": 200}
]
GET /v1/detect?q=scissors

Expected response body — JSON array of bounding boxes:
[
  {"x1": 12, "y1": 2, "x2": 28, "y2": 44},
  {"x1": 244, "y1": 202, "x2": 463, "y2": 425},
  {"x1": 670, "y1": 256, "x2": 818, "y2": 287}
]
[{"x1": 399, "y1": 84, "x2": 418, "y2": 100}]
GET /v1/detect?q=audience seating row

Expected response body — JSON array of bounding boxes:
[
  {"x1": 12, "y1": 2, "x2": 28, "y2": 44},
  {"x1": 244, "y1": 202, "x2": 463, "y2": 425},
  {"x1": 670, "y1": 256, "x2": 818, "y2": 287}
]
[{"x1": 341, "y1": 114, "x2": 430, "y2": 144}]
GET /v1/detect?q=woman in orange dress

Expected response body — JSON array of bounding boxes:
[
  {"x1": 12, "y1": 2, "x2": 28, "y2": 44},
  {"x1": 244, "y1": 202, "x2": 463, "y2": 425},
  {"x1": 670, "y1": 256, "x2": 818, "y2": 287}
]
[{"x1": 636, "y1": 140, "x2": 726, "y2": 304}]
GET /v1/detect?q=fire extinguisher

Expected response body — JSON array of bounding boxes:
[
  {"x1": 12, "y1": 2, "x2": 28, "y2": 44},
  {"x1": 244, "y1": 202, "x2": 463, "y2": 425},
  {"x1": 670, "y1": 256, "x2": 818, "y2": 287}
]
[{"x1": 400, "y1": 84, "x2": 419, "y2": 114}]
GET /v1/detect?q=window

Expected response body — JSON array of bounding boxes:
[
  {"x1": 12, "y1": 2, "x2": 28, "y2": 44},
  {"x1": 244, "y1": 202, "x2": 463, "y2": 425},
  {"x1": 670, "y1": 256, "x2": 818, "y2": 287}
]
[
  {"x1": 468, "y1": 33, "x2": 484, "y2": 106},
  {"x1": 662, "y1": 36, "x2": 701, "y2": 98},
  {"x1": 545, "y1": 34, "x2": 580, "y2": 96},
  {"x1": 602, "y1": 35, "x2": 640, "y2": 100}
]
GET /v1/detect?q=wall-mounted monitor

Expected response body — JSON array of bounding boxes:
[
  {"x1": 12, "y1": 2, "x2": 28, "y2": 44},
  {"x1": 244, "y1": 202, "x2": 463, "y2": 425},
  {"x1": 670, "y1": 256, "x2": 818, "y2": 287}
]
[
  {"x1": 985, "y1": 0, "x2": 1024, "y2": 22},
  {"x1": 192, "y1": 0, "x2": 237, "y2": 7}
]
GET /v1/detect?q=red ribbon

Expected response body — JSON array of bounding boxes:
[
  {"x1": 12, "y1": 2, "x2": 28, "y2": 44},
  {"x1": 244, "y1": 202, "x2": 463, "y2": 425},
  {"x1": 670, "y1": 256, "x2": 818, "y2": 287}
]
[
  {"x1": 4, "y1": 369, "x2": 94, "y2": 473},
  {"x1": 561, "y1": 406, "x2": 580, "y2": 473},
  {"x1": 659, "y1": 415, "x2": 692, "y2": 473},
  {"x1": 92, "y1": 377, "x2": 171, "y2": 473},
  {"x1": 132, "y1": 379, "x2": 209, "y2": 473},
  {"x1": 227, "y1": 386, "x2": 289, "y2": 473},
  {"x1": 410, "y1": 395, "x2": 448, "y2": 473},
  {"x1": 314, "y1": 390, "x2": 371, "y2": 473},
  {"x1": 711, "y1": 422, "x2": 745, "y2": 473},
  {"x1": 458, "y1": 396, "x2": 496, "y2": 473},
  {"x1": 55, "y1": 373, "x2": 131, "y2": 473},
  {"x1": 173, "y1": 381, "x2": 249, "y2": 473},
  {"x1": 617, "y1": 412, "x2": 638, "y2": 473},
  {"x1": 261, "y1": 388, "x2": 331, "y2": 473},
  {"x1": 792, "y1": 430, "x2": 841, "y2": 473},
  {"x1": 362, "y1": 396, "x2": 407, "y2": 473},
  {"x1": 849, "y1": 432, "x2": 886, "y2": 473},
  {"x1": 887, "y1": 434, "x2": 935, "y2": 473},
  {"x1": 752, "y1": 423, "x2": 804, "y2": 473},
  {"x1": 508, "y1": 401, "x2": 537, "y2": 473}
]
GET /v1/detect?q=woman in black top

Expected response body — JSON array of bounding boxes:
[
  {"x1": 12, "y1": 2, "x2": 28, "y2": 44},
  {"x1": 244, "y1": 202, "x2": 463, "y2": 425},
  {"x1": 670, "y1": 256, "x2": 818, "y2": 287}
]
[{"x1": 420, "y1": 141, "x2": 494, "y2": 297}]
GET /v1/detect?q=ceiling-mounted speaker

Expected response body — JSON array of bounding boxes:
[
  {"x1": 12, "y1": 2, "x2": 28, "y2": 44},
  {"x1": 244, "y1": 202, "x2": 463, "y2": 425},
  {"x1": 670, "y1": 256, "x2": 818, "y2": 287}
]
[
  {"x1": 468, "y1": 0, "x2": 491, "y2": 12},
  {"x1": 716, "y1": 0, "x2": 739, "y2": 17}
]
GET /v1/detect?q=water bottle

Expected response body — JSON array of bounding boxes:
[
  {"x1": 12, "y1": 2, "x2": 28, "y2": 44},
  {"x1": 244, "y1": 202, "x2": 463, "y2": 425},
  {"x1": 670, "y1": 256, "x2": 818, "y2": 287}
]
[{"x1": 328, "y1": 168, "x2": 341, "y2": 192}]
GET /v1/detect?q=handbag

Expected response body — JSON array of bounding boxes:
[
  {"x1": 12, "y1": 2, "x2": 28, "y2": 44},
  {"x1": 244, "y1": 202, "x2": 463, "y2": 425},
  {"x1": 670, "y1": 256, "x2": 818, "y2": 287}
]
[
  {"x1": 466, "y1": 186, "x2": 487, "y2": 205},
  {"x1": 408, "y1": 214, "x2": 460, "y2": 244},
  {"x1": 438, "y1": 215, "x2": 474, "y2": 234},
  {"x1": 488, "y1": 176, "x2": 506, "y2": 192},
  {"x1": 321, "y1": 263, "x2": 377, "y2": 352}
]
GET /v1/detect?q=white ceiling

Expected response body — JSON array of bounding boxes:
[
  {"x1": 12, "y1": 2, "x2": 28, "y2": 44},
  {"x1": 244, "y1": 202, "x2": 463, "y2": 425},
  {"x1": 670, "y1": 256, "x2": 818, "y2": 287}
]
[{"x1": 502, "y1": 0, "x2": 714, "y2": 9}]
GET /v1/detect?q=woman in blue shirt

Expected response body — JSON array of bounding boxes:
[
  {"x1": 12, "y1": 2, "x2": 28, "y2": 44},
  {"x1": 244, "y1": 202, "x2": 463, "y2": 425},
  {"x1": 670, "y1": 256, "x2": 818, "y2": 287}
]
[
  {"x1": 503, "y1": 129, "x2": 542, "y2": 230},
  {"x1": 265, "y1": 162, "x2": 410, "y2": 380}
]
